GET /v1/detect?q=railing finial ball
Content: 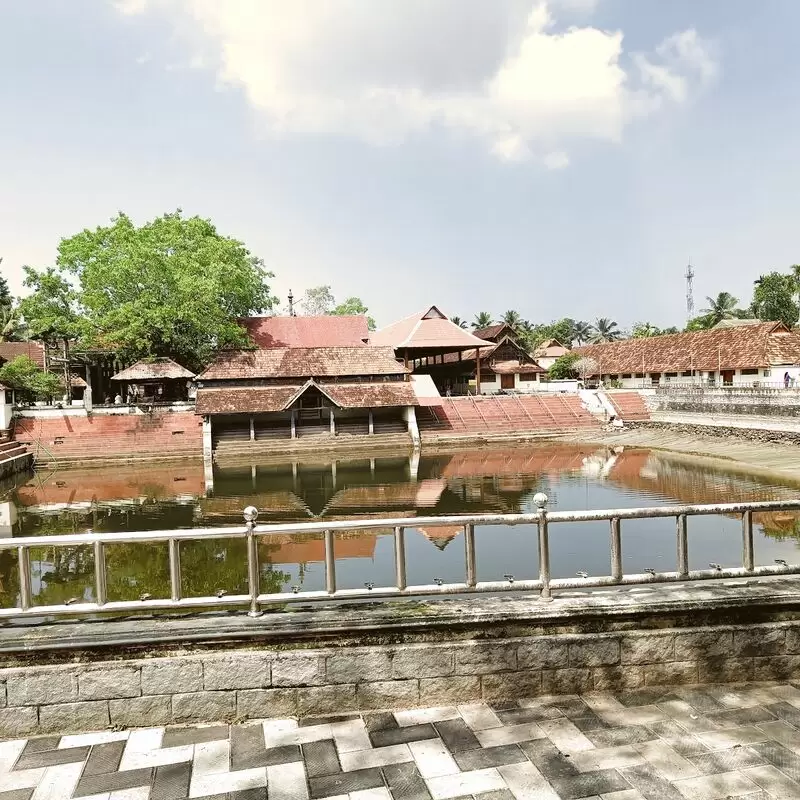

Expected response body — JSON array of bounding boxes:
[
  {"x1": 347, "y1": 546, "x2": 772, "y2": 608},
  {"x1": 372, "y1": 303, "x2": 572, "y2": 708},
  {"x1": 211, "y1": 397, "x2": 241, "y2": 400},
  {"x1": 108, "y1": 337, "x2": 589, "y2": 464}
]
[
  {"x1": 533, "y1": 492, "x2": 548, "y2": 509},
  {"x1": 243, "y1": 506, "x2": 259, "y2": 523}
]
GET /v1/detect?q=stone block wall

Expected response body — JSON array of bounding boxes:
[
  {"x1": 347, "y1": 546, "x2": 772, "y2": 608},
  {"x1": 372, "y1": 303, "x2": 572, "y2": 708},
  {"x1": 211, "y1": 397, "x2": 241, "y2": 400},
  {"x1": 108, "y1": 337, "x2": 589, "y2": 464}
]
[{"x1": 5, "y1": 621, "x2": 800, "y2": 737}]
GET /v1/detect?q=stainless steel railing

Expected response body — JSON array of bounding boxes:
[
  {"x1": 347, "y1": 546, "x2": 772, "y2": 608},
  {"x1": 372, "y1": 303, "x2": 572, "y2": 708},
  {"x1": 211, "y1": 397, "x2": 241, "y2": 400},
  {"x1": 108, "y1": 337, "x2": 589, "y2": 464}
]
[{"x1": 3, "y1": 495, "x2": 800, "y2": 619}]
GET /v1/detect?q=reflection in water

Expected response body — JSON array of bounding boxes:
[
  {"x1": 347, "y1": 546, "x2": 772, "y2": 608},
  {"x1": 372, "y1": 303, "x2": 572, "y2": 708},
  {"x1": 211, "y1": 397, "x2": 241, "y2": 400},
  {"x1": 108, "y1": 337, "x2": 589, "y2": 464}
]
[{"x1": 2, "y1": 444, "x2": 800, "y2": 609}]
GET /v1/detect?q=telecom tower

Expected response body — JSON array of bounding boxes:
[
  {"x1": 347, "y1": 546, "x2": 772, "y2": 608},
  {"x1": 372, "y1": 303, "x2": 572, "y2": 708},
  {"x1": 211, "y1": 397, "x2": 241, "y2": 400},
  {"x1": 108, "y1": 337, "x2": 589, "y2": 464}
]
[{"x1": 685, "y1": 263, "x2": 695, "y2": 321}]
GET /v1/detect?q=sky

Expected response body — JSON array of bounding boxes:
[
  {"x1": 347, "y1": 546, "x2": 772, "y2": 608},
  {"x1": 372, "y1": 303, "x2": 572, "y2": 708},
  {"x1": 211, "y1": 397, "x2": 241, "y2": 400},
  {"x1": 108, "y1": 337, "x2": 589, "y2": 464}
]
[{"x1": 2, "y1": 0, "x2": 800, "y2": 331}]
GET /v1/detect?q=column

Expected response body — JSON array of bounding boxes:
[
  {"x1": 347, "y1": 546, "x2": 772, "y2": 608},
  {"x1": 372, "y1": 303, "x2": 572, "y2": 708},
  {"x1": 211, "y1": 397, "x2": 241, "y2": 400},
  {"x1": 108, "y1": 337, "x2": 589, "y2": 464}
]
[
  {"x1": 404, "y1": 406, "x2": 420, "y2": 448},
  {"x1": 290, "y1": 409, "x2": 296, "y2": 439},
  {"x1": 368, "y1": 410, "x2": 374, "y2": 435},
  {"x1": 476, "y1": 357, "x2": 482, "y2": 395},
  {"x1": 202, "y1": 416, "x2": 214, "y2": 496}
]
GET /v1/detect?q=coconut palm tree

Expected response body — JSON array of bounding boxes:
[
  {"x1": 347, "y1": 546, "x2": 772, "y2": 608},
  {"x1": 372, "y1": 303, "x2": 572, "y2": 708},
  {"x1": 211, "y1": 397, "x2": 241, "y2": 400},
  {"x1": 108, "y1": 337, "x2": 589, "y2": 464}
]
[
  {"x1": 700, "y1": 292, "x2": 741, "y2": 326},
  {"x1": 449, "y1": 316, "x2": 468, "y2": 329},
  {"x1": 501, "y1": 310, "x2": 523, "y2": 331},
  {"x1": 571, "y1": 320, "x2": 593, "y2": 345},
  {"x1": 590, "y1": 318, "x2": 622, "y2": 342},
  {"x1": 472, "y1": 311, "x2": 494, "y2": 329}
]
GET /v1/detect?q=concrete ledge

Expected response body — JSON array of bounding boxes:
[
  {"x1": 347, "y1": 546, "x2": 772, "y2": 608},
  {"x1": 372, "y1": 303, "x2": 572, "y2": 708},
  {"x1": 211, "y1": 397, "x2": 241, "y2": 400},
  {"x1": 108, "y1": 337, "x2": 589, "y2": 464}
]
[{"x1": 3, "y1": 578, "x2": 800, "y2": 736}]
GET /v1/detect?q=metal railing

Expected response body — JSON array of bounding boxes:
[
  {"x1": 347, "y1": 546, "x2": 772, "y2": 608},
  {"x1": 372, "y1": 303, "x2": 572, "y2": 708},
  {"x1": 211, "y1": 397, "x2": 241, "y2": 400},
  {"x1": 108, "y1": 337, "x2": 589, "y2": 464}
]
[{"x1": 3, "y1": 496, "x2": 800, "y2": 619}]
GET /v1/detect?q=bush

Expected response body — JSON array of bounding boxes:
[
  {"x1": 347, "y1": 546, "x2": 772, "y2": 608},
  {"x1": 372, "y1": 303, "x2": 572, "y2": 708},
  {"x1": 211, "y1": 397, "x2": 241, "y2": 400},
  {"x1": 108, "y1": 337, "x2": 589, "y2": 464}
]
[{"x1": 0, "y1": 356, "x2": 63, "y2": 402}]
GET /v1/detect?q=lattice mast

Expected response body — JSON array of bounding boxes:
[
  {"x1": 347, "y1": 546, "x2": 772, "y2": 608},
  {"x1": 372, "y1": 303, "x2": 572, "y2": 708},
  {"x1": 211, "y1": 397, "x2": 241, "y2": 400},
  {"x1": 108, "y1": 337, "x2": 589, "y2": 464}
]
[{"x1": 685, "y1": 262, "x2": 695, "y2": 321}]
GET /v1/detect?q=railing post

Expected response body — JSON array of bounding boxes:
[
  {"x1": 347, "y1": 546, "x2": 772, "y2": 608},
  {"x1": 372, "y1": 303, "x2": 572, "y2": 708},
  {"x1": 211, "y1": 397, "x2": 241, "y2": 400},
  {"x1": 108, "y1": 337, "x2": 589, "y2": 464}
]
[
  {"x1": 677, "y1": 514, "x2": 689, "y2": 579},
  {"x1": 17, "y1": 546, "x2": 31, "y2": 611},
  {"x1": 742, "y1": 510, "x2": 754, "y2": 572},
  {"x1": 168, "y1": 539, "x2": 181, "y2": 602},
  {"x1": 535, "y1": 493, "x2": 552, "y2": 602},
  {"x1": 94, "y1": 540, "x2": 107, "y2": 606},
  {"x1": 610, "y1": 517, "x2": 622, "y2": 583},
  {"x1": 464, "y1": 523, "x2": 477, "y2": 587},
  {"x1": 324, "y1": 529, "x2": 337, "y2": 595},
  {"x1": 244, "y1": 507, "x2": 262, "y2": 617},
  {"x1": 394, "y1": 526, "x2": 406, "y2": 590}
]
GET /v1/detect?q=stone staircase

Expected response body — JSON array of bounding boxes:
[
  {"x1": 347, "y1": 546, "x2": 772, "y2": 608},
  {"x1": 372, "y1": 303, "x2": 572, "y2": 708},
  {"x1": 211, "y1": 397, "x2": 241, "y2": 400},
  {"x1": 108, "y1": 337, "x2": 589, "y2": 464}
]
[
  {"x1": 0, "y1": 438, "x2": 32, "y2": 478},
  {"x1": 605, "y1": 391, "x2": 651, "y2": 422}
]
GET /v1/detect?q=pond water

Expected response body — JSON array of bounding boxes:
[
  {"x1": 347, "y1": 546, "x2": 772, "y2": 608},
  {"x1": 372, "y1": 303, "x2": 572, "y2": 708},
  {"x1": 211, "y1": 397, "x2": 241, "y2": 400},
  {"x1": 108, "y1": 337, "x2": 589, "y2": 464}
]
[{"x1": 2, "y1": 443, "x2": 800, "y2": 609}]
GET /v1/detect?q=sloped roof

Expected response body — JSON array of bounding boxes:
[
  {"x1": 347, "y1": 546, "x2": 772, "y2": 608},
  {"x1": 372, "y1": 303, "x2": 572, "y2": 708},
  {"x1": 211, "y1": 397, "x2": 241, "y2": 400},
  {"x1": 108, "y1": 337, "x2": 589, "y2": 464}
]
[
  {"x1": 574, "y1": 322, "x2": 800, "y2": 373},
  {"x1": 241, "y1": 315, "x2": 369, "y2": 348},
  {"x1": 473, "y1": 323, "x2": 514, "y2": 341},
  {"x1": 0, "y1": 341, "x2": 46, "y2": 368},
  {"x1": 111, "y1": 358, "x2": 195, "y2": 382},
  {"x1": 198, "y1": 346, "x2": 406, "y2": 381},
  {"x1": 713, "y1": 319, "x2": 762, "y2": 330},
  {"x1": 196, "y1": 380, "x2": 416, "y2": 414},
  {"x1": 439, "y1": 336, "x2": 539, "y2": 368},
  {"x1": 491, "y1": 360, "x2": 544, "y2": 374},
  {"x1": 534, "y1": 339, "x2": 570, "y2": 358},
  {"x1": 371, "y1": 306, "x2": 492, "y2": 351}
]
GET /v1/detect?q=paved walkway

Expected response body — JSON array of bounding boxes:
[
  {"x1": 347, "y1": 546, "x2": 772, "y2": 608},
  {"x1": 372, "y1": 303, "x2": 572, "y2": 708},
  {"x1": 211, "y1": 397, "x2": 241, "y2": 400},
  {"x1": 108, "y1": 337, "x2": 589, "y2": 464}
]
[{"x1": 6, "y1": 683, "x2": 800, "y2": 799}]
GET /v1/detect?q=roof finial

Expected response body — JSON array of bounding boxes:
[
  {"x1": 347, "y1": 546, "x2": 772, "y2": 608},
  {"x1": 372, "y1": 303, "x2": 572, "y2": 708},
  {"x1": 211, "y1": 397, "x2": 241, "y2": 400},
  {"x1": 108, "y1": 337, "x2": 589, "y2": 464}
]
[{"x1": 288, "y1": 289, "x2": 295, "y2": 317}]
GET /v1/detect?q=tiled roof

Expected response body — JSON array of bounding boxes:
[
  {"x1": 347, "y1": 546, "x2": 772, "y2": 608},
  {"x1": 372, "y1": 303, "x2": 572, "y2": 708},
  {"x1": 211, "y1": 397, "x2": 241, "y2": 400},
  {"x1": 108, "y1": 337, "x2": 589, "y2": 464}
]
[
  {"x1": 196, "y1": 380, "x2": 416, "y2": 414},
  {"x1": 198, "y1": 346, "x2": 406, "y2": 381},
  {"x1": 713, "y1": 319, "x2": 762, "y2": 329},
  {"x1": 0, "y1": 341, "x2": 46, "y2": 368},
  {"x1": 196, "y1": 385, "x2": 302, "y2": 414},
  {"x1": 371, "y1": 306, "x2": 492, "y2": 351},
  {"x1": 111, "y1": 358, "x2": 195, "y2": 382},
  {"x1": 574, "y1": 322, "x2": 800, "y2": 373},
  {"x1": 322, "y1": 382, "x2": 418, "y2": 408},
  {"x1": 490, "y1": 360, "x2": 544, "y2": 375},
  {"x1": 534, "y1": 339, "x2": 570, "y2": 358},
  {"x1": 241, "y1": 315, "x2": 369, "y2": 348},
  {"x1": 473, "y1": 324, "x2": 513, "y2": 341},
  {"x1": 439, "y1": 336, "x2": 541, "y2": 370}
]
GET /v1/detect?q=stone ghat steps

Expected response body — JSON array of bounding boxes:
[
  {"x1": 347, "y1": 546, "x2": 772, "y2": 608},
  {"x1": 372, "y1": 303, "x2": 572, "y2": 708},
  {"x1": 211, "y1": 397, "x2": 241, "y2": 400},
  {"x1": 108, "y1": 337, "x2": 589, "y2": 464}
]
[
  {"x1": 606, "y1": 392, "x2": 651, "y2": 421},
  {"x1": 14, "y1": 413, "x2": 203, "y2": 459},
  {"x1": 418, "y1": 394, "x2": 601, "y2": 434}
]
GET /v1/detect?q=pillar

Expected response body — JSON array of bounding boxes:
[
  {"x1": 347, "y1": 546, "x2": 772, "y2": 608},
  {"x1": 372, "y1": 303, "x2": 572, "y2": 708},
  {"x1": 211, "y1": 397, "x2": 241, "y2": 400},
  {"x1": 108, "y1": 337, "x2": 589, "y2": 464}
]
[
  {"x1": 476, "y1": 357, "x2": 482, "y2": 395},
  {"x1": 368, "y1": 410, "x2": 374, "y2": 435},
  {"x1": 202, "y1": 416, "x2": 214, "y2": 496},
  {"x1": 290, "y1": 409, "x2": 296, "y2": 439},
  {"x1": 249, "y1": 416, "x2": 255, "y2": 441},
  {"x1": 329, "y1": 408, "x2": 335, "y2": 435},
  {"x1": 404, "y1": 406, "x2": 420, "y2": 448}
]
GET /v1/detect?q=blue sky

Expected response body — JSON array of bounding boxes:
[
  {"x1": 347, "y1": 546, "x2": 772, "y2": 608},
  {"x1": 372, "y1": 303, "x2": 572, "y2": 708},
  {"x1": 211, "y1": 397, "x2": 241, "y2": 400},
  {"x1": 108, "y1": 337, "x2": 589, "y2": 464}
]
[{"x1": 2, "y1": 0, "x2": 799, "y2": 330}]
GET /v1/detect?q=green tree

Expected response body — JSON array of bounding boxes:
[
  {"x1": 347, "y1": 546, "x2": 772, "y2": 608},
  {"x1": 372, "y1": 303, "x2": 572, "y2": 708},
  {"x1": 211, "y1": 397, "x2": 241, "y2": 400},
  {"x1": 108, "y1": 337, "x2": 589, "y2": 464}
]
[
  {"x1": 700, "y1": 291, "x2": 742, "y2": 326},
  {"x1": 631, "y1": 322, "x2": 661, "y2": 338},
  {"x1": 501, "y1": 310, "x2": 522, "y2": 331},
  {"x1": 19, "y1": 266, "x2": 81, "y2": 340},
  {"x1": 685, "y1": 314, "x2": 714, "y2": 331},
  {"x1": 300, "y1": 285, "x2": 336, "y2": 316},
  {"x1": 0, "y1": 356, "x2": 62, "y2": 402},
  {"x1": 449, "y1": 316, "x2": 468, "y2": 329},
  {"x1": 0, "y1": 262, "x2": 11, "y2": 311},
  {"x1": 548, "y1": 352, "x2": 581, "y2": 379},
  {"x1": 571, "y1": 320, "x2": 592, "y2": 345},
  {"x1": 332, "y1": 296, "x2": 376, "y2": 330},
  {"x1": 590, "y1": 318, "x2": 622, "y2": 342},
  {"x1": 472, "y1": 312, "x2": 494, "y2": 329},
  {"x1": 21, "y1": 212, "x2": 275, "y2": 370},
  {"x1": 751, "y1": 272, "x2": 800, "y2": 327}
]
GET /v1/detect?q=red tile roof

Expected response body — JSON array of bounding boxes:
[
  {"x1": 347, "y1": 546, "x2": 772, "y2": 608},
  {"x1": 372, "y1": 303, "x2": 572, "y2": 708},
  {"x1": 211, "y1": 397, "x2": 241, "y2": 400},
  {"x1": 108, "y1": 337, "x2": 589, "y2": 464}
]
[
  {"x1": 198, "y1": 346, "x2": 407, "y2": 381},
  {"x1": 241, "y1": 315, "x2": 369, "y2": 348},
  {"x1": 196, "y1": 380, "x2": 416, "y2": 414},
  {"x1": 0, "y1": 341, "x2": 46, "y2": 368},
  {"x1": 490, "y1": 360, "x2": 544, "y2": 375},
  {"x1": 111, "y1": 358, "x2": 195, "y2": 382},
  {"x1": 575, "y1": 322, "x2": 800, "y2": 373},
  {"x1": 473, "y1": 324, "x2": 514, "y2": 341},
  {"x1": 534, "y1": 339, "x2": 570, "y2": 358},
  {"x1": 371, "y1": 306, "x2": 493, "y2": 351}
]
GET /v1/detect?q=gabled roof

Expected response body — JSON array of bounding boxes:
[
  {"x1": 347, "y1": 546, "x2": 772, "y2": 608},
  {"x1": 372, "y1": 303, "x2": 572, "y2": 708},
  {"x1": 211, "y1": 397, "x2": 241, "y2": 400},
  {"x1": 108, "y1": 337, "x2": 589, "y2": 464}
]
[
  {"x1": 574, "y1": 322, "x2": 800, "y2": 374},
  {"x1": 439, "y1": 335, "x2": 539, "y2": 367},
  {"x1": 534, "y1": 339, "x2": 570, "y2": 358},
  {"x1": 198, "y1": 346, "x2": 406, "y2": 381},
  {"x1": 111, "y1": 358, "x2": 195, "y2": 382},
  {"x1": 195, "y1": 379, "x2": 417, "y2": 414},
  {"x1": 370, "y1": 306, "x2": 492, "y2": 351},
  {"x1": 473, "y1": 323, "x2": 514, "y2": 341},
  {"x1": 0, "y1": 341, "x2": 46, "y2": 369},
  {"x1": 241, "y1": 315, "x2": 369, "y2": 348}
]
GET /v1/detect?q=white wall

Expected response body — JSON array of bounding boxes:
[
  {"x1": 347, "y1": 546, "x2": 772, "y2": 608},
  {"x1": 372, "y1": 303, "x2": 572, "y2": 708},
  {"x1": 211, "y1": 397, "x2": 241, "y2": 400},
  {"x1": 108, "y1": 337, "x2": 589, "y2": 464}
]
[{"x1": 0, "y1": 402, "x2": 12, "y2": 430}]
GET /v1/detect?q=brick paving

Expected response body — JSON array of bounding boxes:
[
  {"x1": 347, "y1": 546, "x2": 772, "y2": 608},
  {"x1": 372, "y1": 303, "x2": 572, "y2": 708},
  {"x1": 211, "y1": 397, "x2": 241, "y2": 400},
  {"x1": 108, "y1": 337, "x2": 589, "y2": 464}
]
[{"x1": 8, "y1": 683, "x2": 800, "y2": 798}]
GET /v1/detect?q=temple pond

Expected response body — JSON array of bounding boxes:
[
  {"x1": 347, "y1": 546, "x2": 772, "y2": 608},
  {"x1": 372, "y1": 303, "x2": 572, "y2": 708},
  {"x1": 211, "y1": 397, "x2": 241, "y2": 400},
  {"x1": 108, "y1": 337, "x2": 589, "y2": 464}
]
[{"x1": 2, "y1": 443, "x2": 800, "y2": 609}]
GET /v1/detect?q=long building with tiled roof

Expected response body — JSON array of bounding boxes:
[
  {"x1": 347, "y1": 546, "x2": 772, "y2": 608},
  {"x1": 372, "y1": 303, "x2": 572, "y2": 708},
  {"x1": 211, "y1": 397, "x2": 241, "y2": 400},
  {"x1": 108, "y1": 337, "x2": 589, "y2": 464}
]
[{"x1": 575, "y1": 322, "x2": 800, "y2": 387}]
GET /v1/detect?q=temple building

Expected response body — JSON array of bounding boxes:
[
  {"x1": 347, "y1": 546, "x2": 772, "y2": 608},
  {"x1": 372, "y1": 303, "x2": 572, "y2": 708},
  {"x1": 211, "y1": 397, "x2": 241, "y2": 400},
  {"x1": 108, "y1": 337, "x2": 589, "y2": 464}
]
[
  {"x1": 195, "y1": 317, "x2": 419, "y2": 455},
  {"x1": 110, "y1": 358, "x2": 196, "y2": 403}
]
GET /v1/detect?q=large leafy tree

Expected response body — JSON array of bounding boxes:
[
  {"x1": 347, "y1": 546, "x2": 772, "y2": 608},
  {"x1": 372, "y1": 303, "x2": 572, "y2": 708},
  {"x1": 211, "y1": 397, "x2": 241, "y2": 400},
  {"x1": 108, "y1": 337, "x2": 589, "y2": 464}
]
[
  {"x1": 0, "y1": 356, "x2": 62, "y2": 402},
  {"x1": 21, "y1": 211, "x2": 275, "y2": 370},
  {"x1": 332, "y1": 296, "x2": 376, "y2": 330},
  {"x1": 0, "y1": 260, "x2": 23, "y2": 341},
  {"x1": 700, "y1": 292, "x2": 743, "y2": 326},
  {"x1": 751, "y1": 273, "x2": 800, "y2": 327},
  {"x1": 590, "y1": 318, "x2": 622, "y2": 342},
  {"x1": 301, "y1": 285, "x2": 376, "y2": 329},
  {"x1": 472, "y1": 311, "x2": 493, "y2": 329},
  {"x1": 548, "y1": 352, "x2": 580, "y2": 380}
]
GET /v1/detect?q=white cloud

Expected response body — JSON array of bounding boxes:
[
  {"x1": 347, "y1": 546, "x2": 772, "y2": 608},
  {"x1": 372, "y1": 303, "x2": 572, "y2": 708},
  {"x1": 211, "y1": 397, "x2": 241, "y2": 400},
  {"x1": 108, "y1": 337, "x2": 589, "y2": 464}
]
[{"x1": 112, "y1": 1, "x2": 718, "y2": 166}]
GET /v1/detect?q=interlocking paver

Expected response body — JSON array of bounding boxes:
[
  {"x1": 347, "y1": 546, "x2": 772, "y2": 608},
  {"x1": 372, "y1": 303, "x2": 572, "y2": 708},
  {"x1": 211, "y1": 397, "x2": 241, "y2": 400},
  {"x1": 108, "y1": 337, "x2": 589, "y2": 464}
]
[{"x1": 14, "y1": 681, "x2": 800, "y2": 799}]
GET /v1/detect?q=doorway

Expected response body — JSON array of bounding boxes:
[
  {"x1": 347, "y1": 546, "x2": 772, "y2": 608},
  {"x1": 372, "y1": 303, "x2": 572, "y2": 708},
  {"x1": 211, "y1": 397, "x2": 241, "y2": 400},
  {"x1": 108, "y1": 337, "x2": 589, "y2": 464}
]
[
  {"x1": 721, "y1": 370, "x2": 734, "y2": 386},
  {"x1": 501, "y1": 374, "x2": 515, "y2": 390}
]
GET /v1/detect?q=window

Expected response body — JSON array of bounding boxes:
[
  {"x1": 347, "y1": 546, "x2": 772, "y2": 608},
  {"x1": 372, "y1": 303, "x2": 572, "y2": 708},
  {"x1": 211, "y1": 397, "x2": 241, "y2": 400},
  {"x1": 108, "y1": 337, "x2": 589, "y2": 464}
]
[
  {"x1": 635, "y1": 373, "x2": 645, "y2": 378},
  {"x1": 481, "y1": 373, "x2": 496, "y2": 382},
  {"x1": 622, "y1": 374, "x2": 632, "y2": 379},
  {"x1": 520, "y1": 373, "x2": 539, "y2": 382},
  {"x1": 681, "y1": 371, "x2": 692, "y2": 377},
  {"x1": 741, "y1": 368, "x2": 758, "y2": 375},
  {"x1": 764, "y1": 369, "x2": 772, "y2": 377},
  {"x1": 665, "y1": 372, "x2": 678, "y2": 377}
]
